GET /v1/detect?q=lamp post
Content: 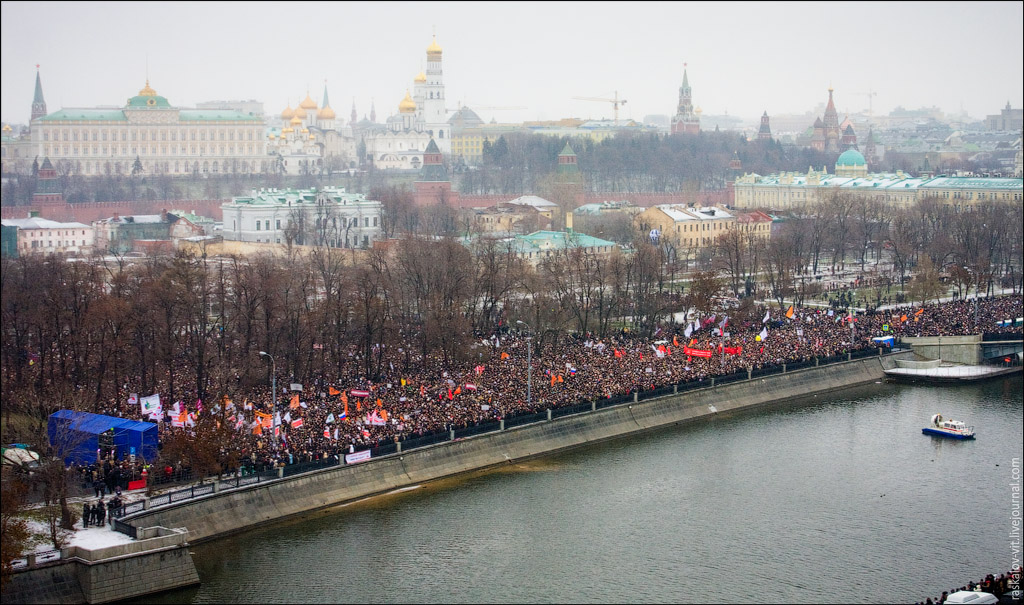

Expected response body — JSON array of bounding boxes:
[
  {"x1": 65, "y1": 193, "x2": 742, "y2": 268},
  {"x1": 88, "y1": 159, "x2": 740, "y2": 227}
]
[
  {"x1": 516, "y1": 321, "x2": 532, "y2": 406},
  {"x1": 259, "y1": 351, "x2": 278, "y2": 442}
]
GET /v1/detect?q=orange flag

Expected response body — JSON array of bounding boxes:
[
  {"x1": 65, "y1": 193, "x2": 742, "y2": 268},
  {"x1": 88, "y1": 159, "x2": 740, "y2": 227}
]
[
  {"x1": 420, "y1": 385, "x2": 426, "y2": 397},
  {"x1": 356, "y1": 400, "x2": 362, "y2": 411},
  {"x1": 557, "y1": 375, "x2": 563, "y2": 383},
  {"x1": 501, "y1": 352, "x2": 510, "y2": 360},
  {"x1": 380, "y1": 409, "x2": 388, "y2": 421},
  {"x1": 915, "y1": 308, "x2": 924, "y2": 316},
  {"x1": 785, "y1": 305, "x2": 795, "y2": 319},
  {"x1": 290, "y1": 393, "x2": 300, "y2": 409},
  {"x1": 673, "y1": 336, "x2": 679, "y2": 347},
  {"x1": 551, "y1": 374, "x2": 556, "y2": 387},
  {"x1": 901, "y1": 314, "x2": 908, "y2": 322},
  {"x1": 376, "y1": 398, "x2": 383, "y2": 408},
  {"x1": 454, "y1": 386, "x2": 462, "y2": 396},
  {"x1": 329, "y1": 386, "x2": 341, "y2": 396},
  {"x1": 253, "y1": 423, "x2": 263, "y2": 436}
]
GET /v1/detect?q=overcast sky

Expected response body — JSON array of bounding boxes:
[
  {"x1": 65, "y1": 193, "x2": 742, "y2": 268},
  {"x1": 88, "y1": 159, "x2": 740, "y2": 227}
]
[{"x1": 2, "y1": 1, "x2": 1022, "y2": 127}]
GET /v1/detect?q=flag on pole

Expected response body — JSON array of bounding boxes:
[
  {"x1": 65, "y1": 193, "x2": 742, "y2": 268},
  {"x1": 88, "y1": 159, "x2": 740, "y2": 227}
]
[
  {"x1": 329, "y1": 387, "x2": 341, "y2": 396},
  {"x1": 785, "y1": 306, "x2": 795, "y2": 319},
  {"x1": 684, "y1": 323, "x2": 693, "y2": 338},
  {"x1": 501, "y1": 352, "x2": 510, "y2": 360},
  {"x1": 283, "y1": 411, "x2": 292, "y2": 423},
  {"x1": 290, "y1": 393, "x2": 300, "y2": 409},
  {"x1": 762, "y1": 310, "x2": 770, "y2": 323},
  {"x1": 326, "y1": 413, "x2": 335, "y2": 424},
  {"x1": 757, "y1": 327, "x2": 768, "y2": 342},
  {"x1": 324, "y1": 427, "x2": 330, "y2": 439},
  {"x1": 291, "y1": 418, "x2": 304, "y2": 429}
]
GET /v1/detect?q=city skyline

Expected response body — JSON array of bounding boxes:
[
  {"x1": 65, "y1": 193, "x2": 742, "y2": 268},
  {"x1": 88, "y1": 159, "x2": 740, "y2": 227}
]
[{"x1": 2, "y1": 1, "x2": 1022, "y2": 128}]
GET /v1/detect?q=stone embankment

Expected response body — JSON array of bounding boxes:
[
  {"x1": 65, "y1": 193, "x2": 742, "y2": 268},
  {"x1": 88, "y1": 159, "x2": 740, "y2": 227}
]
[{"x1": 121, "y1": 352, "x2": 910, "y2": 544}]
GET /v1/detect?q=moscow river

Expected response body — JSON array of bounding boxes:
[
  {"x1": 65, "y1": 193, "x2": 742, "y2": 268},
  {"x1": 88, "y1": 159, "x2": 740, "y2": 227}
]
[{"x1": 148, "y1": 376, "x2": 1022, "y2": 604}]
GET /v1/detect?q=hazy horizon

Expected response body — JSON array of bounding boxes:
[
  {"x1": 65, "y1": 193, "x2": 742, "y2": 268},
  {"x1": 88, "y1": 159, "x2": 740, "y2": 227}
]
[{"x1": 2, "y1": 1, "x2": 1022, "y2": 128}]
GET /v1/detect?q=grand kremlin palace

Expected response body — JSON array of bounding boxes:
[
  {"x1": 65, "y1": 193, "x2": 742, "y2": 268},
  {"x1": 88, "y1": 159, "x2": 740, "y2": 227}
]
[
  {"x1": 31, "y1": 81, "x2": 267, "y2": 177},
  {"x1": 734, "y1": 150, "x2": 1022, "y2": 210}
]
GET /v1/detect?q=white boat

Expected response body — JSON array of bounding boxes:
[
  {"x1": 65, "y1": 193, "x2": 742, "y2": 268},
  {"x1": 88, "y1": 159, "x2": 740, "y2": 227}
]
[
  {"x1": 921, "y1": 413, "x2": 975, "y2": 440},
  {"x1": 943, "y1": 590, "x2": 998, "y2": 604}
]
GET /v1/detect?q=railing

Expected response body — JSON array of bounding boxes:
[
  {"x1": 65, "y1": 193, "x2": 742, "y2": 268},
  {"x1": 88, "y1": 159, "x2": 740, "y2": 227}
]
[
  {"x1": 10, "y1": 548, "x2": 62, "y2": 570},
  {"x1": 117, "y1": 348, "x2": 897, "y2": 528},
  {"x1": 113, "y1": 518, "x2": 137, "y2": 539}
]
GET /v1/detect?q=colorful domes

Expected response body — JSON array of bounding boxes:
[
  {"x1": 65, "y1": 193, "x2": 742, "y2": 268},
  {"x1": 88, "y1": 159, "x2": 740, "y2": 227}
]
[
  {"x1": 836, "y1": 149, "x2": 866, "y2": 166},
  {"x1": 299, "y1": 92, "x2": 318, "y2": 110},
  {"x1": 426, "y1": 35, "x2": 442, "y2": 55},
  {"x1": 398, "y1": 90, "x2": 416, "y2": 113}
]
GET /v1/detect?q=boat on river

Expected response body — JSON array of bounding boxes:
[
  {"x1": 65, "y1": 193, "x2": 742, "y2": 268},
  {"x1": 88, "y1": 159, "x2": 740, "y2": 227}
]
[{"x1": 922, "y1": 413, "x2": 975, "y2": 440}]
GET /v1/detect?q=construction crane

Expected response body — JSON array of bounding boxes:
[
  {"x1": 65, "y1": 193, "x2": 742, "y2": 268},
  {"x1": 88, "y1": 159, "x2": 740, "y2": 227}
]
[
  {"x1": 572, "y1": 91, "x2": 627, "y2": 126},
  {"x1": 853, "y1": 90, "x2": 877, "y2": 119}
]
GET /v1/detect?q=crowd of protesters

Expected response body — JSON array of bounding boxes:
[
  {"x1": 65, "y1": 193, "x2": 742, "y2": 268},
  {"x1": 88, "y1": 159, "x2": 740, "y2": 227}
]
[
  {"x1": 82, "y1": 294, "x2": 1023, "y2": 479},
  {"x1": 916, "y1": 568, "x2": 1021, "y2": 604}
]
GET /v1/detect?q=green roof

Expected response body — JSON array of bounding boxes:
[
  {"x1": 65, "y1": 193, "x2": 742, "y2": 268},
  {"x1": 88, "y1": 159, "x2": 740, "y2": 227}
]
[
  {"x1": 836, "y1": 149, "x2": 866, "y2": 166},
  {"x1": 127, "y1": 94, "x2": 172, "y2": 108},
  {"x1": 38, "y1": 109, "x2": 128, "y2": 122},
  {"x1": 178, "y1": 109, "x2": 261, "y2": 122}
]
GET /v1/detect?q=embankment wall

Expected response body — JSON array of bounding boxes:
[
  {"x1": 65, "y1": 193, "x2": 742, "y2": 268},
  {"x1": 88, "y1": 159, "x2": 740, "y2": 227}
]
[{"x1": 122, "y1": 353, "x2": 909, "y2": 543}]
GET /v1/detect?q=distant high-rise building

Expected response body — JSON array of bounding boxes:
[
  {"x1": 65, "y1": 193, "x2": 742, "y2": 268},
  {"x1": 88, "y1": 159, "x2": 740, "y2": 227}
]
[{"x1": 670, "y1": 64, "x2": 700, "y2": 135}]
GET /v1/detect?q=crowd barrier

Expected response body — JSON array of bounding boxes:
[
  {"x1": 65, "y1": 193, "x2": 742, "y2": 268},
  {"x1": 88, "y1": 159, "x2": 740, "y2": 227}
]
[{"x1": 114, "y1": 348, "x2": 897, "y2": 531}]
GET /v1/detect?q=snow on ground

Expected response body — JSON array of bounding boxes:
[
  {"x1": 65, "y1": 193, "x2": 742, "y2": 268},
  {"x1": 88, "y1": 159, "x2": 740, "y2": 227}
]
[{"x1": 24, "y1": 515, "x2": 135, "y2": 555}]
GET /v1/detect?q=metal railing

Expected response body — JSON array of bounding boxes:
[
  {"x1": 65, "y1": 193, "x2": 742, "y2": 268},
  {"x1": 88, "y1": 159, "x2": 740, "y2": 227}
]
[{"x1": 116, "y1": 348, "x2": 895, "y2": 528}]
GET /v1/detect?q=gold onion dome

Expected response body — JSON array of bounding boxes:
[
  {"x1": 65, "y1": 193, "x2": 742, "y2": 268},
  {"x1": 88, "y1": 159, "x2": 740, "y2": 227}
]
[
  {"x1": 398, "y1": 90, "x2": 416, "y2": 113},
  {"x1": 300, "y1": 128, "x2": 309, "y2": 133},
  {"x1": 2, "y1": 123, "x2": 12, "y2": 132},
  {"x1": 290, "y1": 115, "x2": 303, "y2": 125},
  {"x1": 317, "y1": 105, "x2": 335, "y2": 119},
  {"x1": 282, "y1": 127, "x2": 293, "y2": 134},
  {"x1": 426, "y1": 36, "x2": 442, "y2": 54},
  {"x1": 414, "y1": 71, "x2": 427, "y2": 83},
  {"x1": 299, "y1": 93, "x2": 318, "y2": 110},
  {"x1": 309, "y1": 134, "x2": 315, "y2": 140},
  {"x1": 294, "y1": 105, "x2": 307, "y2": 119},
  {"x1": 138, "y1": 79, "x2": 157, "y2": 97},
  {"x1": 281, "y1": 104, "x2": 294, "y2": 119}
]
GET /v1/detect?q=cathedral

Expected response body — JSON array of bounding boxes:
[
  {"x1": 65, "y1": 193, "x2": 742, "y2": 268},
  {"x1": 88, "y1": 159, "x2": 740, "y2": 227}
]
[
  {"x1": 670, "y1": 64, "x2": 700, "y2": 135},
  {"x1": 272, "y1": 84, "x2": 357, "y2": 175},
  {"x1": 363, "y1": 35, "x2": 451, "y2": 169},
  {"x1": 808, "y1": 87, "x2": 859, "y2": 153}
]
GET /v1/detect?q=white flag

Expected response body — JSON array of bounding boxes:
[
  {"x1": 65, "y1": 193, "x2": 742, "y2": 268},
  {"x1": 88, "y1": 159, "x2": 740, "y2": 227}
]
[
  {"x1": 762, "y1": 310, "x2": 770, "y2": 323},
  {"x1": 140, "y1": 393, "x2": 161, "y2": 413},
  {"x1": 283, "y1": 411, "x2": 291, "y2": 423},
  {"x1": 684, "y1": 323, "x2": 693, "y2": 338},
  {"x1": 758, "y1": 327, "x2": 768, "y2": 342},
  {"x1": 326, "y1": 413, "x2": 335, "y2": 424}
]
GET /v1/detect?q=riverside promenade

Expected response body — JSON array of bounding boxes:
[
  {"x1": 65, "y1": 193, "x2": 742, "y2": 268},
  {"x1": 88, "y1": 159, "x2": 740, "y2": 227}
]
[{"x1": 117, "y1": 350, "x2": 911, "y2": 544}]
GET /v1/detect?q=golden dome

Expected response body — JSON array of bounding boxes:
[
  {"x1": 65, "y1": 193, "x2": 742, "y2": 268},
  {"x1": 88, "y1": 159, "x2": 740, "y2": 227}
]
[
  {"x1": 299, "y1": 92, "x2": 318, "y2": 110},
  {"x1": 309, "y1": 134, "x2": 315, "y2": 140},
  {"x1": 281, "y1": 104, "x2": 295, "y2": 119},
  {"x1": 294, "y1": 105, "x2": 307, "y2": 119},
  {"x1": 2, "y1": 123, "x2": 12, "y2": 132},
  {"x1": 282, "y1": 127, "x2": 293, "y2": 134},
  {"x1": 426, "y1": 35, "x2": 442, "y2": 55},
  {"x1": 300, "y1": 128, "x2": 309, "y2": 133},
  {"x1": 268, "y1": 133, "x2": 276, "y2": 139},
  {"x1": 290, "y1": 115, "x2": 303, "y2": 125},
  {"x1": 317, "y1": 105, "x2": 336, "y2": 120},
  {"x1": 138, "y1": 79, "x2": 157, "y2": 97},
  {"x1": 414, "y1": 71, "x2": 427, "y2": 83},
  {"x1": 398, "y1": 90, "x2": 416, "y2": 113}
]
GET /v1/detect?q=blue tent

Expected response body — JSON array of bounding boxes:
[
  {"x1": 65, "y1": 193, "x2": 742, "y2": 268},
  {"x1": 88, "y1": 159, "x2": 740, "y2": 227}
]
[
  {"x1": 47, "y1": 410, "x2": 158, "y2": 465},
  {"x1": 872, "y1": 336, "x2": 895, "y2": 347}
]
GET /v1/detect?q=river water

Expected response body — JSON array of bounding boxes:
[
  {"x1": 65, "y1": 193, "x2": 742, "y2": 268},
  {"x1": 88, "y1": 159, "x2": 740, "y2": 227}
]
[{"x1": 147, "y1": 376, "x2": 1022, "y2": 604}]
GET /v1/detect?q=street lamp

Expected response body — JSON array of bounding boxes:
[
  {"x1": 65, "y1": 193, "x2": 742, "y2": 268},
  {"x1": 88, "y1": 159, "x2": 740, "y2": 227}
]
[
  {"x1": 516, "y1": 321, "x2": 532, "y2": 406},
  {"x1": 258, "y1": 351, "x2": 278, "y2": 442}
]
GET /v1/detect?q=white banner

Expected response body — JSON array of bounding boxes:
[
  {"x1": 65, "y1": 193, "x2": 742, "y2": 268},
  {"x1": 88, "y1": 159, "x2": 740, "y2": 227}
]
[{"x1": 345, "y1": 450, "x2": 371, "y2": 464}]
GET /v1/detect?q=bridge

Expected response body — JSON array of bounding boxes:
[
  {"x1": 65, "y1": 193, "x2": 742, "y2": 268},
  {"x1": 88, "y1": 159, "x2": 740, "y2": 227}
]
[{"x1": 901, "y1": 334, "x2": 1023, "y2": 366}]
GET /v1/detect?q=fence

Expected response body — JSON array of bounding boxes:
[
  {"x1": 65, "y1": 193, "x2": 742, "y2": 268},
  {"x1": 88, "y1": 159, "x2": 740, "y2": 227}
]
[{"x1": 115, "y1": 349, "x2": 889, "y2": 529}]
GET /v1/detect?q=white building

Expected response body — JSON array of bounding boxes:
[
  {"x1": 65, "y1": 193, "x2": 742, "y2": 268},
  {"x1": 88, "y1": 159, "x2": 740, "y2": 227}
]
[
  {"x1": 222, "y1": 186, "x2": 384, "y2": 248},
  {"x1": 271, "y1": 86, "x2": 357, "y2": 174},
  {"x1": 2, "y1": 216, "x2": 94, "y2": 256},
  {"x1": 32, "y1": 80, "x2": 267, "y2": 176}
]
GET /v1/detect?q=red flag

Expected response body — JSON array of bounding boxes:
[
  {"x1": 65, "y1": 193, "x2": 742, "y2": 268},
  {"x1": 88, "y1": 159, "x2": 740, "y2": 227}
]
[
  {"x1": 323, "y1": 427, "x2": 330, "y2": 438},
  {"x1": 291, "y1": 418, "x2": 304, "y2": 429}
]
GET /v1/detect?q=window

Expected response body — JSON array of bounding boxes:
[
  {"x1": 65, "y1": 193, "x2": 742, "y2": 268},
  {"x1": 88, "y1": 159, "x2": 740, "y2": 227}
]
[
  {"x1": 265, "y1": 220, "x2": 270, "y2": 231},
  {"x1": 255, "y1": 221, "x2": 261, "y2": 231},
  {"x1": 276, "y1": 219, "x2": 281, "y2": 229}
]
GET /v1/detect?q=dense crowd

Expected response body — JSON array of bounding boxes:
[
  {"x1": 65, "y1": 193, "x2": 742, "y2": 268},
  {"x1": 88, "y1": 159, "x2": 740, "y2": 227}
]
[
  {"x1": 82, "y1": 295, "x2": 1022, "y2": 478},
  {"x1": 916, "y1": 568, "x2": 1021, "y2": 604}
]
